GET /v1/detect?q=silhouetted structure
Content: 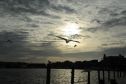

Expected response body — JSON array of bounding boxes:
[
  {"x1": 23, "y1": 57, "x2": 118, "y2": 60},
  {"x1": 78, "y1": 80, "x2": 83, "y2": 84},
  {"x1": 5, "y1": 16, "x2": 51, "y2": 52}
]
[
  {"x1": 101, "y1": 54, "x2": 126, "y2": 71},
  {"x1": 0, "y1": 54, "x2": 126, "y2": 84}
]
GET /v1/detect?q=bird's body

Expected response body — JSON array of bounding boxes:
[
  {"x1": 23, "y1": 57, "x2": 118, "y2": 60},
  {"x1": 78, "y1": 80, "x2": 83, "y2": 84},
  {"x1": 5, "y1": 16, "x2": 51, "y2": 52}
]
[
  {"x1": 74, "y1": 44, "x2": 77, "y2": 47},
  {"x1": 6, "y1": 40, "x2": 13, "y2": 43},
  {"x1": 55, "y1": 36, "x2": 80, "y2": 43}
]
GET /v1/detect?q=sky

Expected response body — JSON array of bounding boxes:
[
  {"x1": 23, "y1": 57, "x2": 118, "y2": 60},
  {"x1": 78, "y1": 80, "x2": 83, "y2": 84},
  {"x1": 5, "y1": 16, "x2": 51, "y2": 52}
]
[{"x1": 0, "y1": 0, "x2": 126, "y2": 63}]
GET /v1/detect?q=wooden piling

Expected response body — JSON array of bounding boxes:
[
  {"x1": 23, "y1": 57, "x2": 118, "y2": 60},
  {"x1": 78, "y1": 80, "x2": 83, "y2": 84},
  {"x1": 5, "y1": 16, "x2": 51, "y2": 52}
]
[
  {"x1": 117, "y1": 71, "x2": 120, "y2": 78},
  {"x1": 113, "y1": 71, "x2": 116, "y2": 80},
  {"x1": 46, "y1": 64, "x2": 51, "y2": 84},
  {"x1": 123, "y1": 71, "x2": 126, "y2": 77},
  {"x1": 119, "y1": 71, "x2": 122, "y2": 77},
  {"x1": 102, "y1": 70, "x2": 105, "y2": 84},
  {"x1": 71, "y1": 67, "x2": 75, "y2": 84},
  {"x1": 98, "y1": 70, "x2": 100, "y2": 84},
  {"x1": 88, "y1": 71, "x2": 90, "y2": 84},
  {"x1": 108, "y1": 70, "x2": 110, "y2": 81}
]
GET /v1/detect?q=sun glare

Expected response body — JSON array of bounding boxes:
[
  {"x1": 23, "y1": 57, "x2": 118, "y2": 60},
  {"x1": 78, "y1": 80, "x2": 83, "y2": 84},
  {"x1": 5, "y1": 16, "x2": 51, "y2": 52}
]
[{"x1": 63, "y1": 23, "x2": 80, "y2": 36}]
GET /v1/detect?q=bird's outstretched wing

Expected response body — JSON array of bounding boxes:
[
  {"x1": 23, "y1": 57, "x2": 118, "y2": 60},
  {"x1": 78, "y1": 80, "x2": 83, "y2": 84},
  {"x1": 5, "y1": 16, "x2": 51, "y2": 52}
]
[
  {"x1": 55, "y1": 36, "x2": 67, "y2": 40},
  {"x1": 55, "y1": 36, "x2": 80, "y2": 43},
  {"x1": 71, "y1": 40, "x2": 80, "y2": 43}
]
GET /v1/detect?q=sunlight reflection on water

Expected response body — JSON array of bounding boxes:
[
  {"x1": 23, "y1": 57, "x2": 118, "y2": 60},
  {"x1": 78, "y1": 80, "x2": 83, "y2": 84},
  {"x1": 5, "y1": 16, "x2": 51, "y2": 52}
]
[
  {"x1": 51, "y1": 69, "x2": 97, "y2": 84},
  {"x1": 0, "y1": 69, "x2": 125, "y2": 84}
]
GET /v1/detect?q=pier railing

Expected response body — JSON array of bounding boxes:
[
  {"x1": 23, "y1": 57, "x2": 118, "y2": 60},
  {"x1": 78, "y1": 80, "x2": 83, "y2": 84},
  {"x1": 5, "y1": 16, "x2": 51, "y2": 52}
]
[{"x1": 44, "y1": 62, "x2": 126, "y2": 84}]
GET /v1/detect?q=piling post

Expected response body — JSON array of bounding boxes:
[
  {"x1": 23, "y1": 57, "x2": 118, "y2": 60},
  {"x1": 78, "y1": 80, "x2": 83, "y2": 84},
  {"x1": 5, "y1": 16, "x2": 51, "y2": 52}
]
[
  {"x1": 123, "y1": 71, "x2": 126, "y2": 77},
  {"x1": 98, "y1": 70, "x2": 100, "y2": 84},
  {"x1": 102, "y1": 70, "x2": 105, "y2": 84},
  {"x1": 119, "y1": 71, "x2": 122, "y2": 77},
  {"x1": 88, "y1": 71, "x2": 90, "y2": 84},
  {"x1": 71, "y1": 66, "x2": 75, "y2": 84},
  {"x1": 117, "y1": 71, "x2": 120, "y2": 78},
  {"x1": 46, "y1": 63, "x2": 51, "y2": 84},
  {"x1": 108, "y1": 70, "x2": 110, "y2": 81},
  {"x1": 113, "y1": 71, "x2": 116, "y2": 80},
  {"x1": 123, "y1": 71, "x2": 125, "y2": 77}
]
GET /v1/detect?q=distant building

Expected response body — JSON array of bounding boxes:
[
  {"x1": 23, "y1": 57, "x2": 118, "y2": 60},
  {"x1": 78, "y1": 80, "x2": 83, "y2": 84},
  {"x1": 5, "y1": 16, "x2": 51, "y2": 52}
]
[
  {"x1": 103, "y1": 54, "x2": 124, "y2": 61},
  {"x1": 100, "y1": 54, "x2": 126, "y2": 70}
]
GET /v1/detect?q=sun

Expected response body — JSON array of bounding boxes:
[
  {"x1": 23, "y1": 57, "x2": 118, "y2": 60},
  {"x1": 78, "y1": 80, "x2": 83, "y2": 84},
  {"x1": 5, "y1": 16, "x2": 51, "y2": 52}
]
[{"x1": 62, "y1": 23, "x2": 80, "y2": 36}]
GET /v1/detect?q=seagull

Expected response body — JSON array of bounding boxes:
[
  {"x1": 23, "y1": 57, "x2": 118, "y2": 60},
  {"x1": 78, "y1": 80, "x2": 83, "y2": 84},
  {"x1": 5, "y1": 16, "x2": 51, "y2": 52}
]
[
  {"x1": 55, "y1": 36, "x2": 80, "y2": 43},
  {"x1": 74, "y1": 44, "x2": 77, "y2": 47},
  {"x1": 6, "y1": 40, "x2": 13, "y2": 43}
]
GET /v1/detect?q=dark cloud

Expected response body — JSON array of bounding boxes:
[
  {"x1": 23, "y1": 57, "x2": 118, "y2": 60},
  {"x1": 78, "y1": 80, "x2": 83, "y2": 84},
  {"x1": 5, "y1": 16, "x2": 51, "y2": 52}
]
[
  {"x1": 62, "y1": 51, "x2": 103, "y2": 60},
  {"x1": 51, "y1": 5, "x2": 76, "y2": 14},
  {"x1": 0, "y1": 31, "x2": 28, "y2": 42},
  {"x1": 0, "y1": 30, "x2": 61, "y2": 62},
  {"x1": 109, "y1": 13, "x2": 120, "y2": 17},
  {"x1": 91, "y1": 19, "x2": 103, "y2": 24},
  {"x1": 98, "y1": 7, "x2": 120, "y2": 16},
  {"x1": 85, "y1": 27, "x2": 100, "y2": 33},
  {"x1": 0, "y1": 0, "x2": 60, "y2": 19},
  {"x1": 26, "y1": 23, "x2": 39, "y2": 28},
  {"x1": 113, "y1": 32, "x2": 126, "y2": 39},
  {"x1": 96, "y1": 7, "x2": 126, "y2": 27},
  {"x1": 0, "y1": 0, "x2": 76, "y2": 22},
  {"x1": 69, "y1": 34, "x2": 91, "y2": 39},
  {"x1": 80, "y1": 26, "x2": 99, "y2": 33},
  {"x1": 90, "y1": 16, "x2": 126, "y2": 28},
  {"x1": 53, "y1": 46, "x2": 126, "y2": 60},
  {"x1": 86, "y1": 16, "x2": 126, "y2": 33},
  {"x1": 43, "y1": 22, "x2": 54, "y2": 24},
  {"x1": 0, "y1": 0, "x2": 49, "y2": 13},
  {"x1": 101, "y1": 42, "x2": 122, "y2": 47},
  {"x1": 19, "y1": 15, "x2": 33, "y2": 22},
  {"x1": 0, "y1": 30, "x2": 29, "y2": 59},
  {"x1": 103, "y1": 16, "x2": 126, "y2": 27},
  {"x1": 121, "y1": 10, "x2": 126, "y2": 15},
  {"x1": 102, "y1": 47, "x2": 126, "y2": 56}
]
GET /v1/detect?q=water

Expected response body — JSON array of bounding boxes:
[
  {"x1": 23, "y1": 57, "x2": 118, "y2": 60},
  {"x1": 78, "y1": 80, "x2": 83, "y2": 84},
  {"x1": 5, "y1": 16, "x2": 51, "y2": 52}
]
[
  {"x1": 0, "y1": 69, "x2": 125, "y2": 84},
  {"x1": 0, "y1": 69, "x2": 46, "y2": 84}
]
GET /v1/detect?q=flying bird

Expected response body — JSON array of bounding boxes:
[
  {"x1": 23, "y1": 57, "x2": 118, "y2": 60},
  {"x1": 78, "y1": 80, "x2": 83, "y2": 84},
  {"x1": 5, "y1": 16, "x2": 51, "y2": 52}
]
[
  {"x1": 74, "y1": 44, "x2": 77, "y2": 47},
  {"x1": 6, "y1": 40, "x2": 13, "y2": 43},
  {"x1": 55, "y1": 36, "x2": 80, "y2": 43}
]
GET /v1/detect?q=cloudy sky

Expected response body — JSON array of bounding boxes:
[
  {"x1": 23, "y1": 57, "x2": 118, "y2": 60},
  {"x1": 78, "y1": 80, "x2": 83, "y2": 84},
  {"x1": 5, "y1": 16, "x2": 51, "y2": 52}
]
[{"x1": 0, "y1": 0, "x2": 126, "y2": 63}]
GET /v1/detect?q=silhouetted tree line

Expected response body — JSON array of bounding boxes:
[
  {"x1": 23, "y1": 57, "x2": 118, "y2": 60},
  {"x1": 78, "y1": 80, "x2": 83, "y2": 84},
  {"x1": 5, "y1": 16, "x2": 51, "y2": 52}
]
[
  {"x1": 48, "y1": 60, "x2": 98, "y2": 69},
  {"x1": 0, "y1": 62, "x2": 46, "y2": 68},
  {"x1": 0, "y1": 54, "x2": 126, "y2": 71}
]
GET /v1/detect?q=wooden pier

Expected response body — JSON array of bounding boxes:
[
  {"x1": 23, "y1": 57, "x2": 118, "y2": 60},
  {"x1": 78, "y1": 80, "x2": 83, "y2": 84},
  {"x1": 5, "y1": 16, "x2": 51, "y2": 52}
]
[
  {"x1": 44, "y1": 62, "x2": 126, "y2": 84},
  {"x1": 0, "y1": 54, "x2": 126, "y2": 84}
]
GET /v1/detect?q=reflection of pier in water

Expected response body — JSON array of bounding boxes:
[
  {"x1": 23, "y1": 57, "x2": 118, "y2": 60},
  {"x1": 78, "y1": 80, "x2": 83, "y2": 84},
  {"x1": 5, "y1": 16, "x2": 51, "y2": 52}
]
[{"x1": 46, "y1": 54, "x2": 126, "y2": 84}]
